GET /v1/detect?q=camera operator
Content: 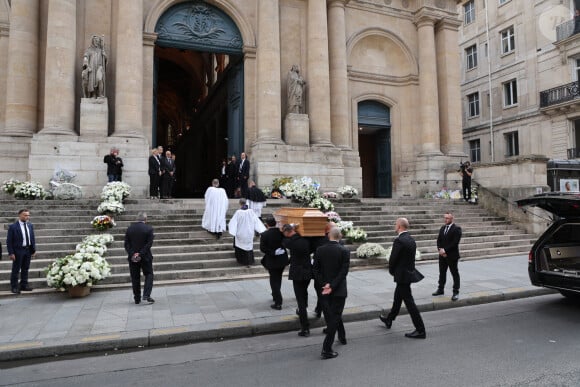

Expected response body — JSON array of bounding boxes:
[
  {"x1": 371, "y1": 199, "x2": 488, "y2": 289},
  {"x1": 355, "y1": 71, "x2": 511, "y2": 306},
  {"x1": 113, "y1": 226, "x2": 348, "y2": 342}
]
[{"x1": 459, "y1": 161, "x2": 473, "y2": 202}]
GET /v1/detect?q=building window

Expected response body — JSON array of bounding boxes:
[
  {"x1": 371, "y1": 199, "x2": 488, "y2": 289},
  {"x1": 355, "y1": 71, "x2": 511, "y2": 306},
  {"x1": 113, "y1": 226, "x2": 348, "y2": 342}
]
[
  {"x1": 505, "y1": 131, "x2": 519, "y2": 157},
  {"x1": 503, "y1": 79, "x2": 518, "y2": 107},
  {"x1": 464, "y1": 1, "x2": 475, "y2": 25},
  {"x1": 467, "y1": 93, "x2": 480, "y2": 117},
  {"x1": 500, "y1": 26, "x2": 515, "y2": 54},
  {"x1": 499, "y1": 0, "x2": 510, "y2": 5},
  {"x1": 469, "y1": 139, "x2": 481, "y2": 162},
  {"x1": 575, "y1": 58, "x2": 580, "y2": 81},
  {"x1": 465, "y1": 45, "x2": 478, "y2": 70}
]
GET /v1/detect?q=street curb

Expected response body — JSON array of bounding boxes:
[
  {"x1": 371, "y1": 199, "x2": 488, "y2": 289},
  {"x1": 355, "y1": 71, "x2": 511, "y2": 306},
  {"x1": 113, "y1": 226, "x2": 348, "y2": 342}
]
[{"x1": 0, "y1": 287, "x2": 555, "y2": 362}]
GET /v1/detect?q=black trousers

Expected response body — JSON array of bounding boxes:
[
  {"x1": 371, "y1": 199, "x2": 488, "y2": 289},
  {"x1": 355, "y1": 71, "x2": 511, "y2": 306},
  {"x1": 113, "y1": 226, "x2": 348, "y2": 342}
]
[
  {"x1": 161, "y1": 174, "x2": 173, "y2": 198},
  {"x1": 293, "y1": 279, "x2": 311, "y2": 330},
  {"x1": 321, "y1": 295, "x2": 346, "y2": 352},
  {"x1": 462, "y1": 178, "x2": 471, "y2": 201},
  {"x1": 437, "y1": 256, "x2": 460, "y2": 293},
  {"x1": 149, "y1": 173, "x2": 160, "y2": 197},
  {"x1": 11, "y1": 248, "x2": 32, "y2": 289},
  {"x1": 234, "y1": 244, "x2": 254, "y2": 266},
  {"x1": 387, "y1": 283, "x2": 425, "y2": 333},
  {"x1": 129, "y1": 258, "x2": 154, "y2": 300},
  {"x1": 268, "y1": 268, "x2": 284, "y2": 305}
]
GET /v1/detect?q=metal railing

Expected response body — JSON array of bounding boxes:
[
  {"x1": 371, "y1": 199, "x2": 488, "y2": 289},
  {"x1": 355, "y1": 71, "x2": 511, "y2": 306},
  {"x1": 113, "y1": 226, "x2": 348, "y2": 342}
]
[
  {"x1": 568, "y1": 148, "x2": 580, "y2": 159},
  {"x1": 539, "y1": 81, "x2": 580, "y2": 108},
  {"x1": 556, "y1": 19, "x2": 576, "y2": 41}
]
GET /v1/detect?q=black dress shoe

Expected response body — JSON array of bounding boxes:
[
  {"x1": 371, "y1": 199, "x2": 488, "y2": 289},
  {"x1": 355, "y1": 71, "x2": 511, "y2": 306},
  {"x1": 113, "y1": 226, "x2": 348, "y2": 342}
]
[
  {"x1": 270, "y1": 303, "x2": 282, "y2": 310},
  {"x1": 20, "y1": 286, "x2": 33, "y2": 291},
  {"x1": 379, "y1": 314, "x2": 392, "y2": 329},
  {"x1": 320, "y1": 351, "x2": 339, "y2": 359},
  {"x1": 134, "y1": 299, "x2": 141, "y2": 304},
  {"x1": 322, "y1": 328, "x2": 327, "y2": 334},
  {"x1": 144, "y1": 297, "x2": 155, "y2": 304},
  {"x1": 432, "y1": 289, "x2": 444, "y2": 296},
  {"x1": 338, "y1": 337, "x2": 347, "y2": 345},
  {"x1": 451, "y1": 293, "x2": 459, "y2": 301},
  {"x1": 314, "y1": 308, "x2": 322, "y2": 318},
  {"x1": 405, "y1": 330, "x2": 426, "y2": 339},
  {"x1": 298, "y1": 329, "x2": 310, "y2": 337},
  {"x1": 11, "y1": 288, "x2": 20, "y2": 294}
]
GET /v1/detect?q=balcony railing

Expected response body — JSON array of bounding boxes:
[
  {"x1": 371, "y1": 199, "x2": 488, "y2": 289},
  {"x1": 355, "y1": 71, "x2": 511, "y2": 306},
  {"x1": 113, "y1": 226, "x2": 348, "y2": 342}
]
[
  {"x1": 568, "y1": 148, "x2": 580, "y2": 159},
  {"x1": 556, "y1": 19, "x2": 576, "y2": 41},
  {"x1": 539, "y1": 81, "x2": 580, "y2": 108}
]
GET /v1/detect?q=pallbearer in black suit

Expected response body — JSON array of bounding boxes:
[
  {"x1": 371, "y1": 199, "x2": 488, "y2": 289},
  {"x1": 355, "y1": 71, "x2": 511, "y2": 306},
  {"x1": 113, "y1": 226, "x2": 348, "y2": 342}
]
[
  {"x1": 260, "y1": 217, "x2": 289, "y2": 310},
  {"x1": 237, "y1": 152, "x2": 250, "y2": 198},
  {"x1": 6, "y1": 209, "x2": 36, "y2": 294},
  {"x1": 379, "y1": 218, "x2": 426, "y2": 339},
  {"x1": 124, "y1": 212, "x2": 155, "y2": 305},
  {"x1": 160, "y1": 150, "x2": 175, "y2": 199},
  {"x1": 313, "y1": 227, "x2": 350, "y2": 359},
  {"x1": 433, "y1": 212, "x2": 462, "y2": 301}
]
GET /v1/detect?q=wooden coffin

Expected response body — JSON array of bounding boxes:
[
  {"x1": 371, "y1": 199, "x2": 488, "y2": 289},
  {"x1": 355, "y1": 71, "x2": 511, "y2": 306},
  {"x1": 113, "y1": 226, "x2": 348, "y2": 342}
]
[{"x1": 274, "y1": 207, "x2": 328, "y2": 237}]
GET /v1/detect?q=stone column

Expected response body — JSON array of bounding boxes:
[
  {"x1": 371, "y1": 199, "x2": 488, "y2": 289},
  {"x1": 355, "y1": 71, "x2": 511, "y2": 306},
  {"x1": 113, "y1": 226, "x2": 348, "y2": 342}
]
[
  {"x1": 3, "y1": 0, "x2": 39, "y2": 137},
  {"x1": 416, "y1": 15, "x2": 442, "y2": 155},
  {"x1": 0, "y1": 22, "x2": 9, "y2": 131},
  {"x1": 114, "y1": 0, "x2": 144, "y2": 138},
  {"x1": 328, "y1": 0, "x2": 350, "y2": 149},
  {"x1": 40, "y1": 0, "x2": 76, "y2": 135},
  {"x1": 436, "y1": 18, "x2": 464, "y2": 156},
  {"x1": 143, "y1": 32, "x2": 158, "y2": 142},
  {"x1": 307, "y1": 0, "x2": 332, "y2": 146},
  {"x1": 256, "y1": 0, "x2": 282, "y2": 143}
]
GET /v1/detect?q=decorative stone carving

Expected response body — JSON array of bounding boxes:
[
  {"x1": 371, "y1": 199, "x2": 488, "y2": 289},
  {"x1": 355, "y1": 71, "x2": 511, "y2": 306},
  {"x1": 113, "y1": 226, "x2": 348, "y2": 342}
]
[
  {"x1": 287, "y1": 65, "x2": 306, "y2": 114},
  {"x1": 82, "y1": 35, "x2": 107, "y2": 98}
]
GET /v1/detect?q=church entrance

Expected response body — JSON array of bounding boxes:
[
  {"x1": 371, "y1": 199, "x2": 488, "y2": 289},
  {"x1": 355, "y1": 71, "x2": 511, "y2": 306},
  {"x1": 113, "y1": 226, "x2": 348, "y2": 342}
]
[
  {"x1": 154, "y1": 2, "x2": 244, "y2": 197},
  {"x1": 358, "y1": 101, "x2": 392, "y2": 198}
]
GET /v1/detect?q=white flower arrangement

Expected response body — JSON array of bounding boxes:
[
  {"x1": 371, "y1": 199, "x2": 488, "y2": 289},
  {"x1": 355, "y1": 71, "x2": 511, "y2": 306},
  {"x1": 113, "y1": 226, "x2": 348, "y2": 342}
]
[
  {"x1": 83, "y1": 233, "x2": 114, "y2": 246},
  {"x1": 97, "y1": 200, "x2": 125, "y2": 215},
  {"x1": 336, "y1": 220, "x2": 354, "y2": 234},
  {"x1": 345, "y1": 227, "x2": 367, "y2": 243},
  {"x1": 356, "y1": 243, "x2": 387, "y2": 258},
  {"x1": 13, "y1": 181, "x2": 47, "y2": 200},
  {"x1": 101, "y1": 181, "x2": 131, "y2": 202},
  {"x1": 76, "y1": 240, "x2": 107, "y2": 256},
  {"x1": 2, "y1": 178, "x2": 22, "y2": 194},
  {"x1": 46, "y1": 252, "x2": 111, "y2": 290},
  {"x1": 338, "y1": 185, "x2": 358, "y2": 197},
  {"x1": 308, "y1": 197, "x2": 334, "y2": 212},
  {"x1": 385, "y1": 245, "x2": 423, "y2": 260}
]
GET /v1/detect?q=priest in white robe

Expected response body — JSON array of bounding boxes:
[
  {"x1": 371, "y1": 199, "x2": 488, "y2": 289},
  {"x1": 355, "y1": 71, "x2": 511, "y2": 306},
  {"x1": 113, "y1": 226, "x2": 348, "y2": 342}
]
[
  {"x1": 202, "y1": 179, "x2": 229, "y2": 239},
  {"x1": 228, "y1": 198, "x2": 266, "y2": 266}
]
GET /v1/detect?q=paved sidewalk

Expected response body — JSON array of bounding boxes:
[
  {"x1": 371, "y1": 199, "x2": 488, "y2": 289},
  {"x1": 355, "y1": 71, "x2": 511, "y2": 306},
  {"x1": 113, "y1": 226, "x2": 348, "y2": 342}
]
[{"x1": 0, "y1": 255, "x2": 553, "y2": 361}]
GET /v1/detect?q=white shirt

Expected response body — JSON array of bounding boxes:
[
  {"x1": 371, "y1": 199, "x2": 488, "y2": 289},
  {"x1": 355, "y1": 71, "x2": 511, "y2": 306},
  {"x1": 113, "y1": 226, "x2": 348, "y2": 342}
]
[{"x1": 19, "y1": 221, "x2": 30, "y2": 247}]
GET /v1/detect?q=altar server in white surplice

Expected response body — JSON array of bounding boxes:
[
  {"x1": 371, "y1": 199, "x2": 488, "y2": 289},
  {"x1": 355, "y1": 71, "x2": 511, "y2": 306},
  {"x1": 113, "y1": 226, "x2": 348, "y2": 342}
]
[
  {"x1": 228, "y1": 198, "x2": 266, "y2": 267},
  {"x1": 202, "y1": 179, "x2": 229, "y2": 240}
]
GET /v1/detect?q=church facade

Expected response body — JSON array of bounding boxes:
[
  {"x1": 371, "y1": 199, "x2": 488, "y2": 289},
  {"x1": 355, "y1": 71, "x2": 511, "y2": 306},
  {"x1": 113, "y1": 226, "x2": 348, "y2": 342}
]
[{"x1": 0, "y1": 0, "x2": 464, "y2": 198}]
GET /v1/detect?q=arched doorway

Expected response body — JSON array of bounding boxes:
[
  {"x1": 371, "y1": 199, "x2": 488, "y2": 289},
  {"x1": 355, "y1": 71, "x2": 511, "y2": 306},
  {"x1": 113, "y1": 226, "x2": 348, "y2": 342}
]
[
  {"x1": 358, "y1": 101, "x2": 392, "y2": 198},
  {"x1": 154, "y1": 1, "x2": 244, "y2": 197}
]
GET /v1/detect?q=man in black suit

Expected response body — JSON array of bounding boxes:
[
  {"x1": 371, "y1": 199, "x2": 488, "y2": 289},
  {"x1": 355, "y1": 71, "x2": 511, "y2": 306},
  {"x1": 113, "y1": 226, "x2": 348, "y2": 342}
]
[
  {"x1": 148, "y1": 148, "x2": 161, "y2": 199},
  {"x1": 124, "y1": 212, "x2": 155, "y2": 304},
  {"x1": 282, "y1": 224, "x2": 312, "y2": 337},
  {"x1": 260, "y1": 217, "x2": 289, "y2": 310},
  {"x1": 226, "y1": 155, "x2": 238, "y2": 198},
  {"x1": 6, "y1": 209, "x2": 36, "y2": 294},
  {"x1": 313, "y1": 227, "x2": 350, "y2": 359},
  {"x1": 433, "y1": 211, "x2": 463, "y2": 301},
  {"x1": 237, "y1": 152, "x2": 250, "y2": 198},
  {"x1": 160, "y1": 150, "x2": 175, "y2": 199},
  {"x1": 379, "y1": 217, "x2": 426, "y2": 339}
]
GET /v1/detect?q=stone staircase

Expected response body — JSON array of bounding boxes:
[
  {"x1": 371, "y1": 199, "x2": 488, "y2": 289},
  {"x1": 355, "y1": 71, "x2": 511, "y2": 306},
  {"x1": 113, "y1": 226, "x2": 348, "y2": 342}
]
[{"x1": 0, "y1": 198, "x2": 537, "y2": 294}]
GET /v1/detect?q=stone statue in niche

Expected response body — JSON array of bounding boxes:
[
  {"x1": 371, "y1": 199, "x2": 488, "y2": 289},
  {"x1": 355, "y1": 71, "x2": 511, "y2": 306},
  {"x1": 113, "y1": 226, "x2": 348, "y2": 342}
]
[
  {"x1": 82, "y1": 35, "x2": 108, "y2": 98},
  {"x1": 287, "y1": 65, "x2": 306, "y2": 114}
]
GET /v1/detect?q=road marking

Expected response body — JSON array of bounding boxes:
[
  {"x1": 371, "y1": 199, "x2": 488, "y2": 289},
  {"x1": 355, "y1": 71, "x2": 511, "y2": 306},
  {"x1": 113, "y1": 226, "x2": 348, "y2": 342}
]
[
  {"x1": 0, "y1": 341, "x2": 43, "y2": 351},
  {"x1": 81, "y1": 334, "x2": 121, "y2": 342},
  {"x1": 151, "y1": 327, "x2": 188, "y2": 335},
  {"x1": 280, "y1": 315, "x2": 297, "y2": 321},
  {"x1": 220, "y1": 321, "x2": 251, "y2": 328}
]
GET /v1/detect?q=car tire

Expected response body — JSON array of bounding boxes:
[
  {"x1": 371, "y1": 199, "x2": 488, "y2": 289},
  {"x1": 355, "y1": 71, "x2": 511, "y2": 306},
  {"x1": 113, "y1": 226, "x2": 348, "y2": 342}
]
[{"x1": 559, "y1": 290, "x2": 580, "y2": 300}]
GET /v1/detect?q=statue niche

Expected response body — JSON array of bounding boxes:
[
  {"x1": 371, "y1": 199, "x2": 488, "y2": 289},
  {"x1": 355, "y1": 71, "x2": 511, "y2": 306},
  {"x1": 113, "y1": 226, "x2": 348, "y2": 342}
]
[{"x1": 82, "y1": 35, "x2": 108, "y2": 99}]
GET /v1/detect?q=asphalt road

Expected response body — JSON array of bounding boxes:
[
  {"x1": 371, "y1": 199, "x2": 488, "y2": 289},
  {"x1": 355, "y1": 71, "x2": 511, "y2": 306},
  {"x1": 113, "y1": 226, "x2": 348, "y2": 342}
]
[{"x1": 2, "y1": 294, "x2": 580, "y2": 387}]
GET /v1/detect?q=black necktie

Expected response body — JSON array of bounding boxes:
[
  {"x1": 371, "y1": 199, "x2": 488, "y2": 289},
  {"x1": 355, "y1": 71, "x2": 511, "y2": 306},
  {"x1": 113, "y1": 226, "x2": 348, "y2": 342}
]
[
  {"x1": 24, "y1": 222, "x2": 30, "y2": 247},
  {"x1": 444, "y1": 225, "x2": 450, "y2": 235}
]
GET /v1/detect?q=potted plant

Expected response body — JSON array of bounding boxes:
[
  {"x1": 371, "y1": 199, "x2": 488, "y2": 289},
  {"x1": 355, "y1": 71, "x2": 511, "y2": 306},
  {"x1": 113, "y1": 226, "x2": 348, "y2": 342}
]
[
  {"x1": 338, "y1": 185, "x2": 358, "y2": 198},
  {"x1": 45, "y1": 234, "x2": 113, "y2": 297}
]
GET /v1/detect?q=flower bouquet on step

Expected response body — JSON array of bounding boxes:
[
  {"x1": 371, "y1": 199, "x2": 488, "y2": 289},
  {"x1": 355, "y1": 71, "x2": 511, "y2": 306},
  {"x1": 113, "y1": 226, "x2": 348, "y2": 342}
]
[
  {"x1": 97, "y1": 200, "x2": 125, "y2": 215},
  {"x1": 45, "y1": 252, "x2": 111, "y2": 291},
  {"x1": 91, "y1": 215, "x2": 116, "y2": 231},
  {"x1": 308, "y1": 197, "x2": 334, "y2": 212},
  {"x1": 101, "y1": 181, "x2": 131, "y2": 202},
  {"x1": 345, "y1": 227, "x2": 367, "y2": 243},
  {"x1": 83, "y1": 233, "x2": 114, "y2": 246},
  {"x1": 338, "y1": 185, "x2": 358, "y2": 198},
  {"x1": 13, "y1": 181, "x2": 47, "y2": 200},
  {"x1": 2, "y1": 178, "x2": 22, "y2": 194},
  {"x1": 356, "y1": 243, "x2": 387, "y2": 259}
]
